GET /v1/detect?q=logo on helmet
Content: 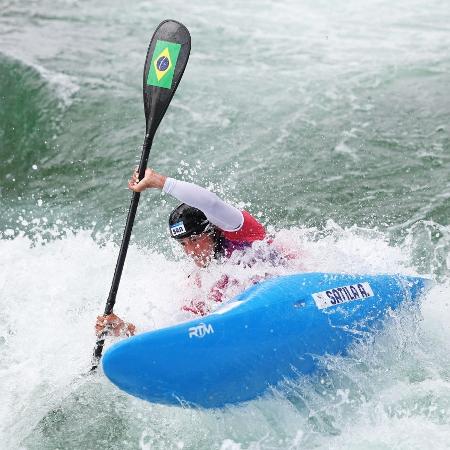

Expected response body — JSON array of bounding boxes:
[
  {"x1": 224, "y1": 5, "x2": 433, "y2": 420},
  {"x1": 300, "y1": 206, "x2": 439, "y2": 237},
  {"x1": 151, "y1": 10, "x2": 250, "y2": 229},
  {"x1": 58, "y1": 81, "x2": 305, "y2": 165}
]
[{"x1": 170, "y1": 221, "x2": 186, "y2": 237}]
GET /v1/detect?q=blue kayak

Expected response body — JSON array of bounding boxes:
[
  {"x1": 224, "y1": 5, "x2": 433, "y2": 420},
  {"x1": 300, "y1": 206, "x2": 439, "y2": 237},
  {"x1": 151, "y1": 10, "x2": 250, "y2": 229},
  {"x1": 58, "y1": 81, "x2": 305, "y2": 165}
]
[{"x1": 102, "y1": 272, "x2": 430, "y2": 408}]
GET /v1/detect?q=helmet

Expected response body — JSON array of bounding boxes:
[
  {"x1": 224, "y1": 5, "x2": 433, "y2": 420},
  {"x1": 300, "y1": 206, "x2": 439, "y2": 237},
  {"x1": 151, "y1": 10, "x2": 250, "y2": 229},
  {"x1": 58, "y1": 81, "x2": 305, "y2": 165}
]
[{"x1": 168, "y1": 203, "x2": 211, "y2": 240}]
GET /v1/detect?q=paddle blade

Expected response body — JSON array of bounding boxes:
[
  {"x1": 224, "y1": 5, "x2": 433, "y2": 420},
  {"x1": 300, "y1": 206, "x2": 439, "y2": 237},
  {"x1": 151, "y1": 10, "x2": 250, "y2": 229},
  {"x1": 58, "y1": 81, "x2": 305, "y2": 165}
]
[{"x1": 143, "y1": 20, "x2": 191, "y2": 135}]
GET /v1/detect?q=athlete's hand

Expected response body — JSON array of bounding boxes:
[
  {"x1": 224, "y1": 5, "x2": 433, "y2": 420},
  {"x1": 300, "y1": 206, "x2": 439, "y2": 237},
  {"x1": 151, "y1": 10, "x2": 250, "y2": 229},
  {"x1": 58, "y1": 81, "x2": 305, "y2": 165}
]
[
  {"x1": 95, "y1": 313, "x2": 136, "y2": 337},
  {"x1": 128, "y1": 167, "x2": 167, "y2": 192}
]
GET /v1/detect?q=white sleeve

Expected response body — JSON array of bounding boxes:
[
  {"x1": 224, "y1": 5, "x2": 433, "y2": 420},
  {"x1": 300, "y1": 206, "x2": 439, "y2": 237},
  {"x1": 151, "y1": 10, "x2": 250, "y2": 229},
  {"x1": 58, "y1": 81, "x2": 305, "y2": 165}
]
[{"x1": 163, "y1": 178, "x2": 243, "y2": 231}]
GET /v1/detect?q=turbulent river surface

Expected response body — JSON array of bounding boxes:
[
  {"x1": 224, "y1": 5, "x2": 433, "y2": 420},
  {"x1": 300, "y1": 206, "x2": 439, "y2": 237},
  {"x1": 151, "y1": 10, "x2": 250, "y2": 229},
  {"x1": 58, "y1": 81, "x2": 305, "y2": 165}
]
[{"x1": 1, "y1": 0, "x2": 449, "y2": 448}]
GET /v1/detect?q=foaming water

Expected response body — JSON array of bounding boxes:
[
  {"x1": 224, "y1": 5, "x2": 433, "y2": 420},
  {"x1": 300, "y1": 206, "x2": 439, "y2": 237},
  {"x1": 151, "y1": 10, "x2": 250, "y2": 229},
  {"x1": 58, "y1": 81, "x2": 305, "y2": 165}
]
[
  {"x1": 0, "y1": 230, "x2": 185, "y2": 449},
  {"x1": 0, "y1": 223, "x2": 449, "y2": 449},
  {"x1": 1, "y1": 0, "x2": 449, "y2": 447}
]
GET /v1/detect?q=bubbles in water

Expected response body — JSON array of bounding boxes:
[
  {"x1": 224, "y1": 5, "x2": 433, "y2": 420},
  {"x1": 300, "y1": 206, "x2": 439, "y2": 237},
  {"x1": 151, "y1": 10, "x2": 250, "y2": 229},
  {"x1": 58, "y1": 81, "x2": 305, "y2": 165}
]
[{"x1": 0, "y1": 220, "x2": 448, "y2": 449}]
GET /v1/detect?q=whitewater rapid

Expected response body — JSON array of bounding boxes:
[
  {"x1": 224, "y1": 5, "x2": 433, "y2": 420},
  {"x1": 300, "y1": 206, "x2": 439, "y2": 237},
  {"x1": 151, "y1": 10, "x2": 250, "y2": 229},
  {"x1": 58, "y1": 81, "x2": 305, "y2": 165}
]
[{"x1": 1, "y1": 223, "x2": 449, "y2": 449}]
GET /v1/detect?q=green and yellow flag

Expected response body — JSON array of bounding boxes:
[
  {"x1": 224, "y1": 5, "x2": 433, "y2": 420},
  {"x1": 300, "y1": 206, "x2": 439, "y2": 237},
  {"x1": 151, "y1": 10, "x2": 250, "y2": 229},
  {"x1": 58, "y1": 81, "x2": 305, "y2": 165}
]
[{"x1": 146, "y1": 40, "x2": 181, "y2": 89}]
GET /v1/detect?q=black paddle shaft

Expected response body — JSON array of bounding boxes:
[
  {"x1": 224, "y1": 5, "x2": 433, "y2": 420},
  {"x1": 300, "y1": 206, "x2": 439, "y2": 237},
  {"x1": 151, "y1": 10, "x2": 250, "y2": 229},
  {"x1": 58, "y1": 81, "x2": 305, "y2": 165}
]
[{"x1": 91, "y1": 20, "x2": 191, "y2": 370}]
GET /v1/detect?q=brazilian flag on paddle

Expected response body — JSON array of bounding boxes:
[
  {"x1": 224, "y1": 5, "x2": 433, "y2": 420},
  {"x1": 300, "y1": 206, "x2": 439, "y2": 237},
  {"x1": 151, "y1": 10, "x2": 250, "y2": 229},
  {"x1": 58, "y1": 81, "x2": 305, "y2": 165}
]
[{"x1": 146, "y1": 40, "x2": 181, "y2": 89}]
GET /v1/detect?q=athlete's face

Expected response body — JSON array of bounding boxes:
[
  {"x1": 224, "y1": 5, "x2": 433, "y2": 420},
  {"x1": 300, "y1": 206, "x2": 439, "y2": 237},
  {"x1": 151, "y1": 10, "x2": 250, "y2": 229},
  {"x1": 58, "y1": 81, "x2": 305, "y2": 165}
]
[{"x1": 179, "y1": 233, "x2": 215, "y2": 267}]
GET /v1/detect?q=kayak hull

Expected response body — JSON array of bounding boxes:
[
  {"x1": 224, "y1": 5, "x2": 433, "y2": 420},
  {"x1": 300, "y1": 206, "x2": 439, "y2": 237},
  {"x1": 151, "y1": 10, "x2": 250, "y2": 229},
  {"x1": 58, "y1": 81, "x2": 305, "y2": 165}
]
[{"x1": 102, "y1": 272, "x2": 429, "y2": 408}]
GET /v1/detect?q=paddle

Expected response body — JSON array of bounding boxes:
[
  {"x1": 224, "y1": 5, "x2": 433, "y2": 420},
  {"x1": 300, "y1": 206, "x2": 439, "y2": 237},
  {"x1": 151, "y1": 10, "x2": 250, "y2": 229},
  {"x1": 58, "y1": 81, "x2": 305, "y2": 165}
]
[{"x1": 91, "y1": 20, "x2": 191, "y2": 371}]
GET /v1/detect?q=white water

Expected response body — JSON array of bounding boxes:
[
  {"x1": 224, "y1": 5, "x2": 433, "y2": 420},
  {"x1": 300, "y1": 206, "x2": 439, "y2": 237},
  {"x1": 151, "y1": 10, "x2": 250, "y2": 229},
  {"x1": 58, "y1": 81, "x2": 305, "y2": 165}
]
[{"x1": 1, "y1": 224, "x2": 449, "y2": 449}]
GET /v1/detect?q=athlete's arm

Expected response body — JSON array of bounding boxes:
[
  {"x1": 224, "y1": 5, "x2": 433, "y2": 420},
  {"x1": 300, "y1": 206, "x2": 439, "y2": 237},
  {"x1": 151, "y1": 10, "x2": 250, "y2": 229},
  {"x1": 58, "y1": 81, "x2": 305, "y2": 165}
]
[
  {"x1": 163, "y1": 178, "x2": 243, "y2": 231},
  {"x1": 128, "y1": 168, "x2": 243, "y2": 231},
  {"x1": 95, "y1": 313, "x2": 136, "y2": 337}
]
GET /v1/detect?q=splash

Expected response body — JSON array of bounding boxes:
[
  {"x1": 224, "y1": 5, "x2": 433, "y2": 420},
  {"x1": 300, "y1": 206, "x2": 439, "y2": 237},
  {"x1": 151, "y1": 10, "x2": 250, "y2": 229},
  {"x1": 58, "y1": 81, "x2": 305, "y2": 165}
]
[{"x1": 1, "y1": 222, "x2": 448, "y2": 448}]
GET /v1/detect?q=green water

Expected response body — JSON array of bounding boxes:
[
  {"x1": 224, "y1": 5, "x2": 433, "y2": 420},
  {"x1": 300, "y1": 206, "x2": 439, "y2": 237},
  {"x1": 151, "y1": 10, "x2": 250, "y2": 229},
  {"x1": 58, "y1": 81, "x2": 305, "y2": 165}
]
[
  {"x1": 1, "y1": 0, "x2": 449, "y2": 448},
  {"x1": 1, "y1": 0, "x2": 448, "y2": 241}
]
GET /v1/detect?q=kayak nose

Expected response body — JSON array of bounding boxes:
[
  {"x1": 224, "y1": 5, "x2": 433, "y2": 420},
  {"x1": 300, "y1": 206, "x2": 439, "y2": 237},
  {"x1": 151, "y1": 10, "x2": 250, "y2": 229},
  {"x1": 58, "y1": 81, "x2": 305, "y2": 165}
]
[{"x1": 102, "y1": 340, "x2": 131, "y2": 389}]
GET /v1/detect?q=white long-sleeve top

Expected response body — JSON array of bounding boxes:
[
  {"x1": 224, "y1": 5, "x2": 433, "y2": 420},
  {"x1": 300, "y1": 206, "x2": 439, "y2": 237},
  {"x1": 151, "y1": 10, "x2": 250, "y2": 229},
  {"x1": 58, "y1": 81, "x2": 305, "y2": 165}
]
[{"x1": 163, "y1": 178, "x2": 243, "y2": 232}]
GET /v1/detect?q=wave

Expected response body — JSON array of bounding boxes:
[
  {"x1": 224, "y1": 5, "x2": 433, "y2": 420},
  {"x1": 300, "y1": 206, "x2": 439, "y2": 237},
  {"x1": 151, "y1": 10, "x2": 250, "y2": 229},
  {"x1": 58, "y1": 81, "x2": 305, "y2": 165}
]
[
  {"x1": 0, "y1": 53, "x2": 78, "y2": 192},
  {"x1": 0, "y1": 222, "x2": 448, "y2": 448}
]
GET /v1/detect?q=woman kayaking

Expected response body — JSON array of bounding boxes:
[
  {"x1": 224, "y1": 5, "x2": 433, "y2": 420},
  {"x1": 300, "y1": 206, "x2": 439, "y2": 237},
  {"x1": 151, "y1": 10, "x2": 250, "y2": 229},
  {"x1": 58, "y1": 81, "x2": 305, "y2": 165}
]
[
  {"x1": 96, "y1": 167, "x2": 274, "y2": 337},
  {"x1": 131, "y1": 167, "x2": 267, "y2": 266}
]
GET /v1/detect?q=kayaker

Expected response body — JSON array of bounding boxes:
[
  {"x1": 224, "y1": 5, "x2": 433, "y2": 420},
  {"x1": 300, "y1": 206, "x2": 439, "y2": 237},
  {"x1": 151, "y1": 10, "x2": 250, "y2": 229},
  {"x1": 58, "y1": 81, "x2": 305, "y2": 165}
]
[
  {"x1": 130, "y1": 167, "x2": 267, "y2": 266},
  {"x1": 96, "y1": 167, "x2": 269, "y2": 336}
]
